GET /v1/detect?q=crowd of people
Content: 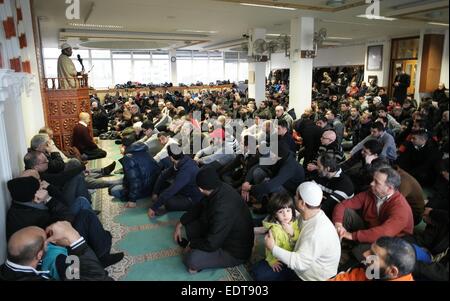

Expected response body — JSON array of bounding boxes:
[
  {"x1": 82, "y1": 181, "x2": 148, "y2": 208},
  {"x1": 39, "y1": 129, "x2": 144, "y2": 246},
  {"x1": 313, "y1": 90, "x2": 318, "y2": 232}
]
[{"x1": 1, "y1": 63, "x2": 448, "y2": 281}]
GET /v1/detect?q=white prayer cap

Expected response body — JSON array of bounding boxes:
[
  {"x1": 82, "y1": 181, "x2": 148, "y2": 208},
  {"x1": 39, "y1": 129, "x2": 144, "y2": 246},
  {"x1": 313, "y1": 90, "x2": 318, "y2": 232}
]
[
  {"x1": 297, "y1": 182, "x2": 323, "y2": 207},
  {"x1": 61, "y1": 43, "x2": 72, "y2": 50}
]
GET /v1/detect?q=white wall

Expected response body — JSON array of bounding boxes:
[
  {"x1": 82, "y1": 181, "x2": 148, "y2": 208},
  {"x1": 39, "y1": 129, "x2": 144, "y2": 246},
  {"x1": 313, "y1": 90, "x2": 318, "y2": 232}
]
[
  {"x1": 440, "y1": 29, "x2": 449, "y2": 88},
  {"x1": 270, "y1": 44, "x2": 366, "y2": 70},
  {"x1": 314, "y1": 44, "x2": 366, "y2": 67},
  {"x1": 20, "y1": 0, "x2": 45, "y2": 144}
]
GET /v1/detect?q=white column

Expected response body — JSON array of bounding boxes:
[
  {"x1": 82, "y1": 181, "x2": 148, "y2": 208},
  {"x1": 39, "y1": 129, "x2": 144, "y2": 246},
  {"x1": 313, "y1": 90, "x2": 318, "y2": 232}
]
[
  {"x1": 169, "y1": 49, "x2": 178, "y2": 86},
  {"x1": 0, "y1": 84, "x2": 13, "y2": 266},
  {"x1": 415, "y1": 29, "x2": 425, "y2": 103},
  {"x1": 19, "y1": 0, "x2": 45, "y2": 143},
  {"x1": 289, "y1": 17, "x2": 314, "y2": 118},
  {"x1": 440, "y1": 29, "x2": 449, "y2": 88},
  {"x1": 248, "y1": 28, "x2": 266, "y2": 106}
]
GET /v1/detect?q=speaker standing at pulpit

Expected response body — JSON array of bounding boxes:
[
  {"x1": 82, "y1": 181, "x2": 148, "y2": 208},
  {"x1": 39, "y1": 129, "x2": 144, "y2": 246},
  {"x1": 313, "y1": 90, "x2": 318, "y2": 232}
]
[{"x1": 57, "y1": 43, "x2": 84, "y2": 89}]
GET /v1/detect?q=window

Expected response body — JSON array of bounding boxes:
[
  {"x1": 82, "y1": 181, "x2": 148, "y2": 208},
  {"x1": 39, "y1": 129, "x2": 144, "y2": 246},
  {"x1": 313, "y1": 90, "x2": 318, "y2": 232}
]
[
  {"x1": 91, "y1": 50, "x2": 110, "y2": 59},
  {"x1": 133, "y1": 51, "x2": 151, "y2": 59},
  {"x1": 209, "y1": 59, "x2": 224, "y2": 83},
  {"x1": 225, "y1": 62, "x2": 238, "y2": 82},
  {"x1": 112, "y1": 51, "x2": 132, "y2": 59},
  {"x1": 152, "y1": 60, "x2": 170, "y2": 83},
  {"x1": 177, "y1": 59, "x2": 192, "y2": 85},
  {"x1": 43, "y1": 48, "x2": 60, "y2": 59},
  {"x1": 152, "y1": 51, "x2": 169, "y2": 60},
  {"x1": 133, "y1": 60, "x2": 151, "y2": 83},
  {"x1": 238, "y1": 62, "x2": 248, "y2": 81},
  {"x1": 192, "y1": 60, "x2": 209, "y2": 83},
  {"x1": 90, "y1": 60, "x2": 113, "y2": 88},
  {"x1": 113, "y1": 60, "x2": 132, "y2": 84},
  {"x1": 44, "y1": 59, "x2": 58, "y2": 78}
]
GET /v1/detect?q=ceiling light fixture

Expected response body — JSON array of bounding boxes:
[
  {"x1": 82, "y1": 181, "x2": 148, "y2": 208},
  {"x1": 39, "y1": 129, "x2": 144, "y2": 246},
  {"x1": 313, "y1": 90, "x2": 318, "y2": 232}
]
[
  {"x1": 327, "y1": 36, "x2": 353, "y2": 40},
  {"x1": 176, "y1": 29, "x2": 218, "y2": 34},
  {"x1": 428, "y1": 22, "x2": 449, "y2": 26},
  {"x1": 240, "y1": 3, "x2": 297, "y2": 11},
  {"x1": 68, "y1": 23, "x2": 124, "y2": 29},
  {"x1": 356, "y1": 14, "x2": 397, "y2": 21}
]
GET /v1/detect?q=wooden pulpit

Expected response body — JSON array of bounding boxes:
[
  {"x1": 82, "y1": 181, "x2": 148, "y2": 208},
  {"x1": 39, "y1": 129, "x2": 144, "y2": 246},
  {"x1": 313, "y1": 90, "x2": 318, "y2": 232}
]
[{"x1": 41, "y1": 76, "x2": 93, "y2": 151}]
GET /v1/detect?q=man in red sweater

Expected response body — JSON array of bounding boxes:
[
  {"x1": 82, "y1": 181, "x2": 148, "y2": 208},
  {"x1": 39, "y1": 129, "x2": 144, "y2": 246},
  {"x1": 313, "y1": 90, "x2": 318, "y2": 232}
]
[
  {"x1": 332, "y1": 167, "x2": 414, "y2": 262},
  {"x1": 72, "y1": 112, "x2": 107, "y2": 160}
]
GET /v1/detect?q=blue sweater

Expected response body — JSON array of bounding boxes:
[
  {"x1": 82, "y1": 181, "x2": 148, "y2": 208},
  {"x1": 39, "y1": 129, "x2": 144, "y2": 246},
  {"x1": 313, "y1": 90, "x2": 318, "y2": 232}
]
[{"x1": 152, "y1": 156, "x2": 203, "y2": 210}]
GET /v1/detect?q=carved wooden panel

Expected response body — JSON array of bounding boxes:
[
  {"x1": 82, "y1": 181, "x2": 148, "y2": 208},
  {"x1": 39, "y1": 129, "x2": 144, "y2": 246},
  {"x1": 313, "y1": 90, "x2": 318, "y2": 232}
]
[
  {"x1": 42, "y1": 86, "x2": 93, "y2": 151},
  {"x1": 61, "y1": 100, "x2": 78, "y2": 116},
  {"x1": 50, "y1": 120, "x2": 61, "y2": 135}
]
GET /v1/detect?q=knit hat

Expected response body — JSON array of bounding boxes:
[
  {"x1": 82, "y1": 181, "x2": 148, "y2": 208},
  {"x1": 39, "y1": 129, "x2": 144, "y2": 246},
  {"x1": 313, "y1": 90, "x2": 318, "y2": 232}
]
[
  {"x1": 7, "y1": 177, "x2": 40, "y2": 202},
  {"x1": 196, "y1": 167, "x2": 221, "y2": 191},
  {"x1": 297, "y1": 182, "x2": 323, "y2": 207},
  {"x1": 167, "y1": 143, "x2": 184, "y2": 160},
  {"x1": 61, "y1": 43, "x2": 72, "y2": 50}
]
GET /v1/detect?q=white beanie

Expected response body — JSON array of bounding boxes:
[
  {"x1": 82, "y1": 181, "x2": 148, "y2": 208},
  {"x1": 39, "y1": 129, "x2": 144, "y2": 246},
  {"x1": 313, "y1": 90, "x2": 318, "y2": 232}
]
[
  {"x1": 297, "y1": 182, "x2": 323, "y2": 207},
  {"x1": 61, "y1": 43, "x2": 72, "y2": 50}
]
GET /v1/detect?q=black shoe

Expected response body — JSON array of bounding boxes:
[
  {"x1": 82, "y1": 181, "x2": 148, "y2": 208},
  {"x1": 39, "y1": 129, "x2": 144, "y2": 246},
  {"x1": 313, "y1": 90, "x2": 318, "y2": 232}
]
[
  {"x1": 102, "y1": 162, "x2": 116, "y2": 176},
  {"x1": 99, "y1": 252, "x2": 124, "y2": 268},
  {"x1": 177, "y1": 238, "x2": 189, "y2": 248}
]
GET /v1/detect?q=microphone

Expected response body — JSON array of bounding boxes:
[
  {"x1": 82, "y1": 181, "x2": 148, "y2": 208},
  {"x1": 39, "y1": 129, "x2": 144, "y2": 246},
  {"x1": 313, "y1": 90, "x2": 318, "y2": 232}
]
[{"x1": 77, "y1": 54, "x2": 85, "y2": 71}]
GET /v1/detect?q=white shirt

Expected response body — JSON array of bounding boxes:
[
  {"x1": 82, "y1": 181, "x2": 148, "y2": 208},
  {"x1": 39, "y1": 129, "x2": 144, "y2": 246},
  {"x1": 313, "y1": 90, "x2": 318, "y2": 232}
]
[
  {"x1": 272, "y1": 210, "x2": 341, "y2": 281},
  {"x1": 375, "y1": 193, "x2": 394, "y2": 216},
  {"x1": 79, "y1": 121, "x2": 88, "y2": 127}
]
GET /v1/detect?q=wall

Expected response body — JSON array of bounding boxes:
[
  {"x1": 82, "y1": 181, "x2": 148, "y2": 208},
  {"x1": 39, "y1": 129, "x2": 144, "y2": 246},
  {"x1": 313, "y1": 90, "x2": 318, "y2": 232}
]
[
  {"x1": 440, "y1": 29, "x2": 449, "y2": 88},
  {"x1": 364, "y1": 37, "x2": 392, "y2": 87},
  {"x1": 270, "y1": 44, "x2": 366, "y2": 70},
  {"x1": 0, "y1": 0, "x2": 42, "y2": 264}
]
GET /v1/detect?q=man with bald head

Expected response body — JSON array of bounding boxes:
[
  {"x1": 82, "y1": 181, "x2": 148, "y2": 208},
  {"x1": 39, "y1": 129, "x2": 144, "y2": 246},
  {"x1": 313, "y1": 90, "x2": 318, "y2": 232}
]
[
  {"x1": 275, "y1": 106, "x2": 294, "y2": 131},
  {"x1": 307, "y1": 130, "x2": 345, "y2": 173},
  {"x1": 0, "y1": 223, "x2": 112, "y2": 281},
  {"x1": 72, "y1": 112, "x2": 107, "y2": 160}
]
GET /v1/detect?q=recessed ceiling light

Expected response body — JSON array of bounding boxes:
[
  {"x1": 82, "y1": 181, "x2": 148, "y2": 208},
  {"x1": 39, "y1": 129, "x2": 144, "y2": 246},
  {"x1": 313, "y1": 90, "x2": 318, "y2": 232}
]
[
  {"x1": 356, "y1": 14, "x2": 397, "y2": 21},
  {"x1": 176, "y1": 29, "x2": 218, "y2": 34},
  {"x1": 240, "y1": 3, "x2": 297, "y2": 11},
  {"x1": 327, "y1": 36, "x2": 353, "y2": 40},
  {"x1": 428, "y1": 22, "x2": 449, "y2": 27},
  {"x1": 68, "y1": 23, "x2": 124, "y2": 29}
]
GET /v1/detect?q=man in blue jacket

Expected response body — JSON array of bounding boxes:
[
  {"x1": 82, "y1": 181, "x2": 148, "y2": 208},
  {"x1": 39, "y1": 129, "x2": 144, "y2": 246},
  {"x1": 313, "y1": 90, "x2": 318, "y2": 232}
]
[
  {"x1": 148, "y1": 144, "x2": 203, "y2": 218},
  {"x1": 109, "y1": 136, "x2": 161, "y2": 209}
]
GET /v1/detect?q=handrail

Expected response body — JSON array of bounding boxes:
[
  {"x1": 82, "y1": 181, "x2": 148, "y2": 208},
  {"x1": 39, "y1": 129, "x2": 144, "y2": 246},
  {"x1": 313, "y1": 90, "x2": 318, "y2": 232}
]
[{"x1": 43, "y1": 76, "x2": 89, "y2": 90}]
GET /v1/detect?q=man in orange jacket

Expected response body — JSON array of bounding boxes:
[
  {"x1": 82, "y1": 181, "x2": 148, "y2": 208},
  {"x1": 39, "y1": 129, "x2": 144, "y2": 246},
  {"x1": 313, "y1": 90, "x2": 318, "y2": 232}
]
[{"x1": 330, "y1": 236, "x2": 415, "y2": 281}]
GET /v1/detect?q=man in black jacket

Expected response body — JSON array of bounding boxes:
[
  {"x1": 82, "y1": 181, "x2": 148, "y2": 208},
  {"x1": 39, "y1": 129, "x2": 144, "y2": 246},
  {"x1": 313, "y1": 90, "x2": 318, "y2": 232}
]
[
  {"x1": 173, "y1": 167, "x2": 254, "y2": 273},
  {"x1": 397, "y1": 130, "x2": 442, "y2": 187},
  {"x1": 0, "y1": 222, "x2": 113, "y2": 281},
  {"x1": 6, "y1": 176, "x2": 123, "y2": 268},
  {"x1": 393, "y1": 67, "x2": 411, "y2": 105}
]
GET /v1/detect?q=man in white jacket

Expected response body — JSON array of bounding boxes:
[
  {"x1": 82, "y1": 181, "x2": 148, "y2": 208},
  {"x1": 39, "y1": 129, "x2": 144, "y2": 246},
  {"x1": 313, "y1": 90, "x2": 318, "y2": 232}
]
[{"x1": 264, "y1": 182, "x2": 341, "y2": 281}]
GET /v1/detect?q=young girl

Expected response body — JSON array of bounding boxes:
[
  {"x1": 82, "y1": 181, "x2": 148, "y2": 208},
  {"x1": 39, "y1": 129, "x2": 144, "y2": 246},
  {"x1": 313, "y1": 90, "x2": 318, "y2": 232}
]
[{"x1": 252, "y1": 193, "x2": 300, "y2": 279}]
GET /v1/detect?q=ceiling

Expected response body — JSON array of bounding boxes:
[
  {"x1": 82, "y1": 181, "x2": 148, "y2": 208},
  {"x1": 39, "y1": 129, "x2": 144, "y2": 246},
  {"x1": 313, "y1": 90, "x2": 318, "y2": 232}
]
[{"x1": 32, "y1": 0, "x2": 449, "y2": 51}]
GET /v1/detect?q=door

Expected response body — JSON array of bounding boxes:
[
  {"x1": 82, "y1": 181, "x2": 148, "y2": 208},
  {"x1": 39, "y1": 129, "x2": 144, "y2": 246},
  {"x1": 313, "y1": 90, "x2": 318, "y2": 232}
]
[{"x1": 390, "y1": 60, "x2": 417, "y2": 97}]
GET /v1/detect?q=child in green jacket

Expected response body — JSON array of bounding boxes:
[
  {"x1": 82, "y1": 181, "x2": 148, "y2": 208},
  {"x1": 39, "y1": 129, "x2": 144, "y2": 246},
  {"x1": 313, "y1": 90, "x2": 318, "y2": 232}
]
[{"x1": 262, "y1": 193, "x2": 300, "y2": 272}]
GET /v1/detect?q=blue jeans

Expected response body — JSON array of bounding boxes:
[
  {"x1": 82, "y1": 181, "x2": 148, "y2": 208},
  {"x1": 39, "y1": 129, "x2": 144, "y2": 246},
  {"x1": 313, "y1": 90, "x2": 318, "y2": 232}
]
[
  {"x1": 69, "y1": 196, "x2": 93, "y2": 215},
  {"x1": 251, "y1": 259, "x2": 299, "y2": 281},
  {"x1": 109, "y1": 184, "x2": 125, "y2": 200}
]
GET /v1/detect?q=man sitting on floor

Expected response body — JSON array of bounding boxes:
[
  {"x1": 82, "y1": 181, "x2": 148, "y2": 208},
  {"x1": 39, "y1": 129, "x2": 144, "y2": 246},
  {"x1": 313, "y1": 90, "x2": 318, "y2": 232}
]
[
  {"x1": 330, "y1": 236, "x2": 415, "y2": 281},
  {"x1": 148, "y1": 144, "x2": 203, "y2": 218},
  {"x1": 72, "y1": 112, "x2": 107, "y2": 160},
  {"x1": 173, "y1": 167, "x2": 254, "y2": 274},
  {"x1": 0, "y1": 223, "x2": 113, "y2": 281},
  {"x1": 332, "y1": 167, "x2": 414, "y2": 262}
]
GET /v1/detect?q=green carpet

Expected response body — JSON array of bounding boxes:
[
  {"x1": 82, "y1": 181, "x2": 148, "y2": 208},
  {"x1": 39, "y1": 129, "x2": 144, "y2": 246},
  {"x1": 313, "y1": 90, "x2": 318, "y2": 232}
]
[{"x1": 91, "y1": 140, "x2": 254, "y2": 281}]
